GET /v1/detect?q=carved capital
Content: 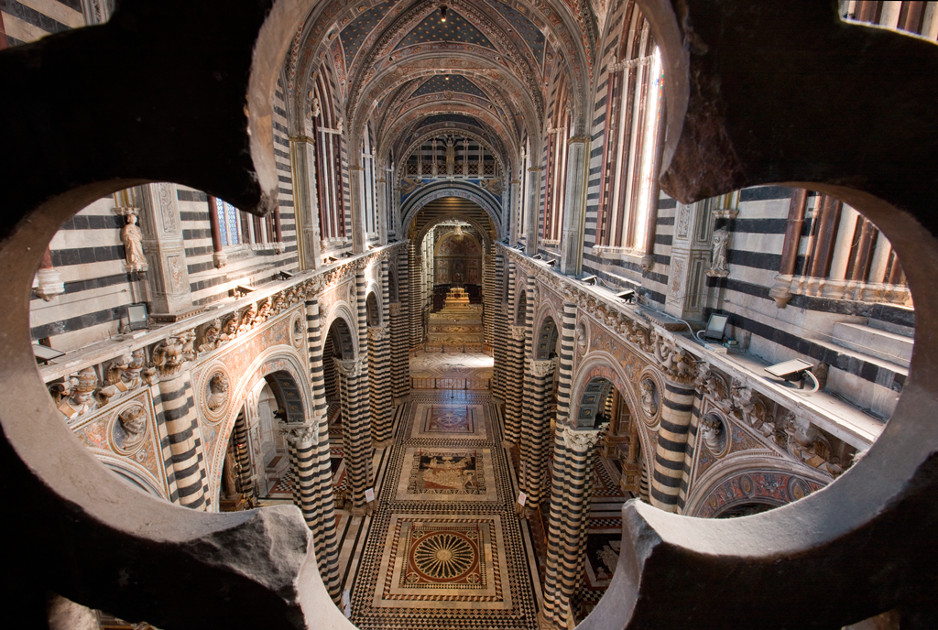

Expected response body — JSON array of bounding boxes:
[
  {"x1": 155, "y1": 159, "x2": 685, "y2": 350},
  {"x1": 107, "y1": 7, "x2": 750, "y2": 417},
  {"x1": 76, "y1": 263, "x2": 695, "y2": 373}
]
[
  {"x1": 528, "y1": 357, "x2": 557, "y2": 378},
  {"x1": 281, "y1": 422, "x2": 318, "y2": 448},
  {"x1": 558, "y1": 423, "x2": 606, "y2": 452},
  {"x1": 368, "y1": 325, "x2": 389, "y2": 341},
  {"x1": 334, "y1": 357, "x2": 363, "y2": 378},
  {"x1": 509, "y1": 325, "x2": 527, "y2": 341},
  {"x1": 152, "y1": 335, "x2": 193, "y2": 378}
]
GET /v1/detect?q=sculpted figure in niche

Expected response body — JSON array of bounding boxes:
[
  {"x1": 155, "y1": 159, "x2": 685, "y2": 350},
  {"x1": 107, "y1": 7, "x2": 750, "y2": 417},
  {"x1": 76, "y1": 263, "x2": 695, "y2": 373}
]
[
  {"x1": 121, "y1": 211, "x2": 147, "y2": 272},
  {"x1": 207, "y1": 372, "x2": 229, "y2": 411},
  {"x1": 640, "y1": 378, "x2": 658, "y2": 417},
  {"x1": 56, "y1": 367, "x2": 99, "y2": 421},
  {"x1": 708, "y1": 227, "x2": 730, "y2": 276},
  {"x1": 117, "y1": 405, "x2": 147, "y2": 449},
  {"x1": 700, "y1": 415, "x2": 724, "y2": 455}
]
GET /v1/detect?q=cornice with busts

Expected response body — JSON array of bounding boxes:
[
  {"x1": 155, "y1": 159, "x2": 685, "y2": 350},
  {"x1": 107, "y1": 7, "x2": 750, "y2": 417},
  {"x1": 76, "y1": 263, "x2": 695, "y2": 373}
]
[{"x1": 41, "y1": 242, "x2": 406, "y2": 423}]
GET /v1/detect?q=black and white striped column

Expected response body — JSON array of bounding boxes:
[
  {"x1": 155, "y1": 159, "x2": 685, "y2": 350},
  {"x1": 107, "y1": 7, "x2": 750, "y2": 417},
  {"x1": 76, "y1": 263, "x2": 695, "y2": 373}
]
[
  {"x1": 650, "y1": 378, "x2": 696, "y2": 512},
  {"x1": 368, "y1": 323, "x2": 392, "y2": 445},
  {"x1": 231, "y1": 411, "x2": 256, "y2": 503},
  {"x1": 283, "y1": 423, "x2": 320, "y2": 532},
  {"x1": 540, "y1": 425, "x2": 605, "y2": 629},
  {"x1": 492, "y1": 253, "x2": 507, "y2": 402},
  {"x1": 153, "y1": 337, "x2": 206, "y2": 510},
  {"x1": 389, "y1": 301, "x2": 409, "y2": 401},
  {"x1": 304, "y1": 298, "x2": 342, "y2": 603},
  {"x1": 517, "y1": 357, "x2": 556, "y2": 515},
  {"x1": 553, "y1": 301, "x2": 578, "y2": 426},
  {"x1": 370, "y1": 260, "x2": 393, "y2": 444},
  {"x1": 502, "y1": 324, "x2": 526, "y2": 445},
  {"x1": 408, "y1": 242, "x2": 421, "y2": 349},
  {"x1": 482, "y1": 243, "x2": 495, "y2": 348},
  {"x1": 341, "y1": 270, "x2": 374, "y2": 513},
  {"x1": 335, "y1": 357, "x2": 372, "y2": 513}
]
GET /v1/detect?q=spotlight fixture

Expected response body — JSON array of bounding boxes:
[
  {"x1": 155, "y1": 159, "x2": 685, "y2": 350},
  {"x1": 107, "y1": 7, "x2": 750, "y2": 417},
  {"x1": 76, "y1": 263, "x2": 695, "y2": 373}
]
[
  {"x1": 764, "y1": 358, "x2": 819, "y2": 392},
  {"x1": 616, "y1": 290, "x2": 635, "y2": 302},
  {"x1": 581, "y1": 275, "x2": 597, "y2": 286},
  {"x1": 546, "y1": 259, "x2": 556, "y2": 266},
  {"x1": 279, "y1": 270, "x2": 294, "y2": 280},
  {"x1": 440, "y1": 4, "x2": 447, "y2": 22}
]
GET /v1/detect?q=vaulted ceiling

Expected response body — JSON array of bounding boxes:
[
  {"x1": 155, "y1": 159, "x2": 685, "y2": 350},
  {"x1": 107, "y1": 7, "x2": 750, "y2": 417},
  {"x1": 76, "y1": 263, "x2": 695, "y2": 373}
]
[{"x1": 285, "y1": 0, "x2": 598, "y2": 172}]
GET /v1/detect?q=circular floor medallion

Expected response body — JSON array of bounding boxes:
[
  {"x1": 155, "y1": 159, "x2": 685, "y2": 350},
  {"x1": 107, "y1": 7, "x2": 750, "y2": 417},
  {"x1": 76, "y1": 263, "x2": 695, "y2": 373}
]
[{"x1": 412, "y1": 531, "x2": 477, "y2": 581}]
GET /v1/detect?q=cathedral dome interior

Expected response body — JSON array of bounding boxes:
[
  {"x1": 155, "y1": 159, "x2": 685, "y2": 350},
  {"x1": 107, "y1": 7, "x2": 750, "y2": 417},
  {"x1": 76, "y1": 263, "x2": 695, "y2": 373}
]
[{"x1": 2, "y1": 1, "x2": 937, "y2": 628}]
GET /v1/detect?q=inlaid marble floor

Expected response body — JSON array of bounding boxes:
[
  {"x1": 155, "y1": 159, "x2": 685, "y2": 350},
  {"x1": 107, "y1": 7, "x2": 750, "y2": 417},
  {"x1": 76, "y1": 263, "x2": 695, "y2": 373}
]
[{"x1": 341, "y1": 352, "x2": 541, "y2": 630}]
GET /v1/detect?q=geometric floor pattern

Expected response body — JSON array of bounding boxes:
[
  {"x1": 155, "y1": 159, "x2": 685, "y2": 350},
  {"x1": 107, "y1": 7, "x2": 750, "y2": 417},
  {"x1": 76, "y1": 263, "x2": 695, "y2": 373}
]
[{"x1": 350, "y1": 381, "x2": 540, "y2": 629}]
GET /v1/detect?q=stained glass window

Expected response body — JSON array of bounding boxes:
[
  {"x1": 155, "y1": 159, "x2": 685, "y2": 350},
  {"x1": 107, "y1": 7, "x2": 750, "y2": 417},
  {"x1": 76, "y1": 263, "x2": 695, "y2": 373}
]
[{"x1": 214, "y1": 198, "x2": 241, "y2": 246}]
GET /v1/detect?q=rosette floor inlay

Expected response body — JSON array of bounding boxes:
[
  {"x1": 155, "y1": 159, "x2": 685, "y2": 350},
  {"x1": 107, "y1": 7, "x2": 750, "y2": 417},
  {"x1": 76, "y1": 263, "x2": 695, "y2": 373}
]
[{"x1": 342, "y1": 351, "x2": 541, "y2": 629}]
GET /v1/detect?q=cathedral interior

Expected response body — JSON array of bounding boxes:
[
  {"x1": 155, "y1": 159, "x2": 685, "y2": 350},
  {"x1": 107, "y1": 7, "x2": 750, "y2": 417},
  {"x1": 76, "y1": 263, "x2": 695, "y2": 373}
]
[{"x1": 2, "y1": 1, "x2": 938, "y2": 628}]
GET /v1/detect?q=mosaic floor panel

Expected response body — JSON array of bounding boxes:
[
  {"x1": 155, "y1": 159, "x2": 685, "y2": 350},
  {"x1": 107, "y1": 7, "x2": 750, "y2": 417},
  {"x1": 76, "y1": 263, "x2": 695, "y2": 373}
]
[{"x1": 350, "y1": 374, "x2": 539, "y2": 630}]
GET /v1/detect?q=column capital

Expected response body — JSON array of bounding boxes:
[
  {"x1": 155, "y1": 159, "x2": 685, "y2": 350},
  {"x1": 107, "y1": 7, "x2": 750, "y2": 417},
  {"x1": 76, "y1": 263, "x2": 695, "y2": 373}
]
[
  {"x1": 281, "y1": 422, "x2": 318, "y2": 447},
  {"x1": 567, "y1": 136, "x2": 591, "y2": 145},
  {"x1": 509, "y1": 324, "x2": 527, "y2": 340},
  {"x1": 367, "y1": 325, "x2": 389, "y2": 341},
  {"x1": 334, "y1": 357, "x2": 363, "y2": 377},
  {"x1": 557, "y1": 423, "x2": 606, "y2": 451},
  {"x1": 528, "y1": 357, "x2": 557, "y2": 378}
]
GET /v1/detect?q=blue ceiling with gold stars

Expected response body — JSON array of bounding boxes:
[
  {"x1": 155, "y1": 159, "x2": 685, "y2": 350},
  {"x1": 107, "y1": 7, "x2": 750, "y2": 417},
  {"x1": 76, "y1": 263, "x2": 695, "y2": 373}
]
[
  {"x1": 395, "y1": 10, "x2": 494, "y2": 50},
  {"x1": 340, "y1": 1, "x2": 394, "y2": 64},
  {"x1": 487, "y1": 0, "x2": 545, "y2": 65},
  {"x1": 412, "y1": 75, "x2": 487, "y2": 98}
]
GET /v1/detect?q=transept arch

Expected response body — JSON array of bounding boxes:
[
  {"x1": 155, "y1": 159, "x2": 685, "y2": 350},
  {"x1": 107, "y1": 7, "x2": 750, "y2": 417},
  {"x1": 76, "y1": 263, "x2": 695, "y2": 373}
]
[
  {"x1": 683, "y1": 455, "x2": 832, "y2": 520},
  {"x1": 569, "y1": 352, "x2": 652, "y2": 472},
  {"x1": 209, "y1": 350, "x2": 313, "y2": 510},
  {"x1": 401, "y1": 182, "x2": 502, "y2": 240}
]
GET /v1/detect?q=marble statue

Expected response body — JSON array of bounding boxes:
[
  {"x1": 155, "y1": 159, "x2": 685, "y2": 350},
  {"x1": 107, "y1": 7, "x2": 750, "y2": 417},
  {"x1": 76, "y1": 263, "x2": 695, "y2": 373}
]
[{"x1": 121, "y1": 211, "x2": 147, "y2": 272}]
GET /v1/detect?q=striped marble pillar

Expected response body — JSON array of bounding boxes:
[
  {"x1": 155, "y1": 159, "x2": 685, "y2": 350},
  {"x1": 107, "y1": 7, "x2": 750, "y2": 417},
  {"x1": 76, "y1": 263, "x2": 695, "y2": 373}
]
[
  {"x1": 304, "y1": 298, "x2": 342, "y2": 603},
  {"x1": 348, "y1": 270, "x2": 374, "y2": 512},
  {"x1": 396, "y1": 250, "x2": 411, "y2": 350},
  {"x1": 650, "y1": 377, "x2": 696, "y2": 512},
  {"x1": 491, "y1": 253, "x2": 507, "y2": 402},
  {"x1": 482, "y1": 244, "x2": 495, "y2": 347},
  {"x1": 517, "y1": 357, "x2": 556, "y2": 516},
  {"x1": 153, "y1": 336, "x2": 206, "y2": 510},
  {"x1": 370, "y1": 259, "x2": 393, "y2": 444},
  {"x1": 335, "y1": 357, "x2": 372, "y2": 513},
  {"x1": 502, "y1": 324, "x2": 526, "y2": 445},
  {"x1": 231, "y1": 411, "x2": 256, "y2": 503},
  {"x1": 408, "y1": 242, "x2": 421, "y2": 349},
  {"x1": 553, "y1": 301, "x2": 579, "y2": 426},
  {"x1": 368, "y1": 324, "x2": 392, "y2": 445},
  {"x1": 389, "y1": 301, "x2": 409, "y2": 401},
  {"x1": 677, "y1": 385, "x2": 705, "y2": 511},
  {"x1": 282, "y1": 422, "x2": 319, "y2": 529},
  {"x1": 540, "y1": 425, "x2": 605, "y2": 629}
]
